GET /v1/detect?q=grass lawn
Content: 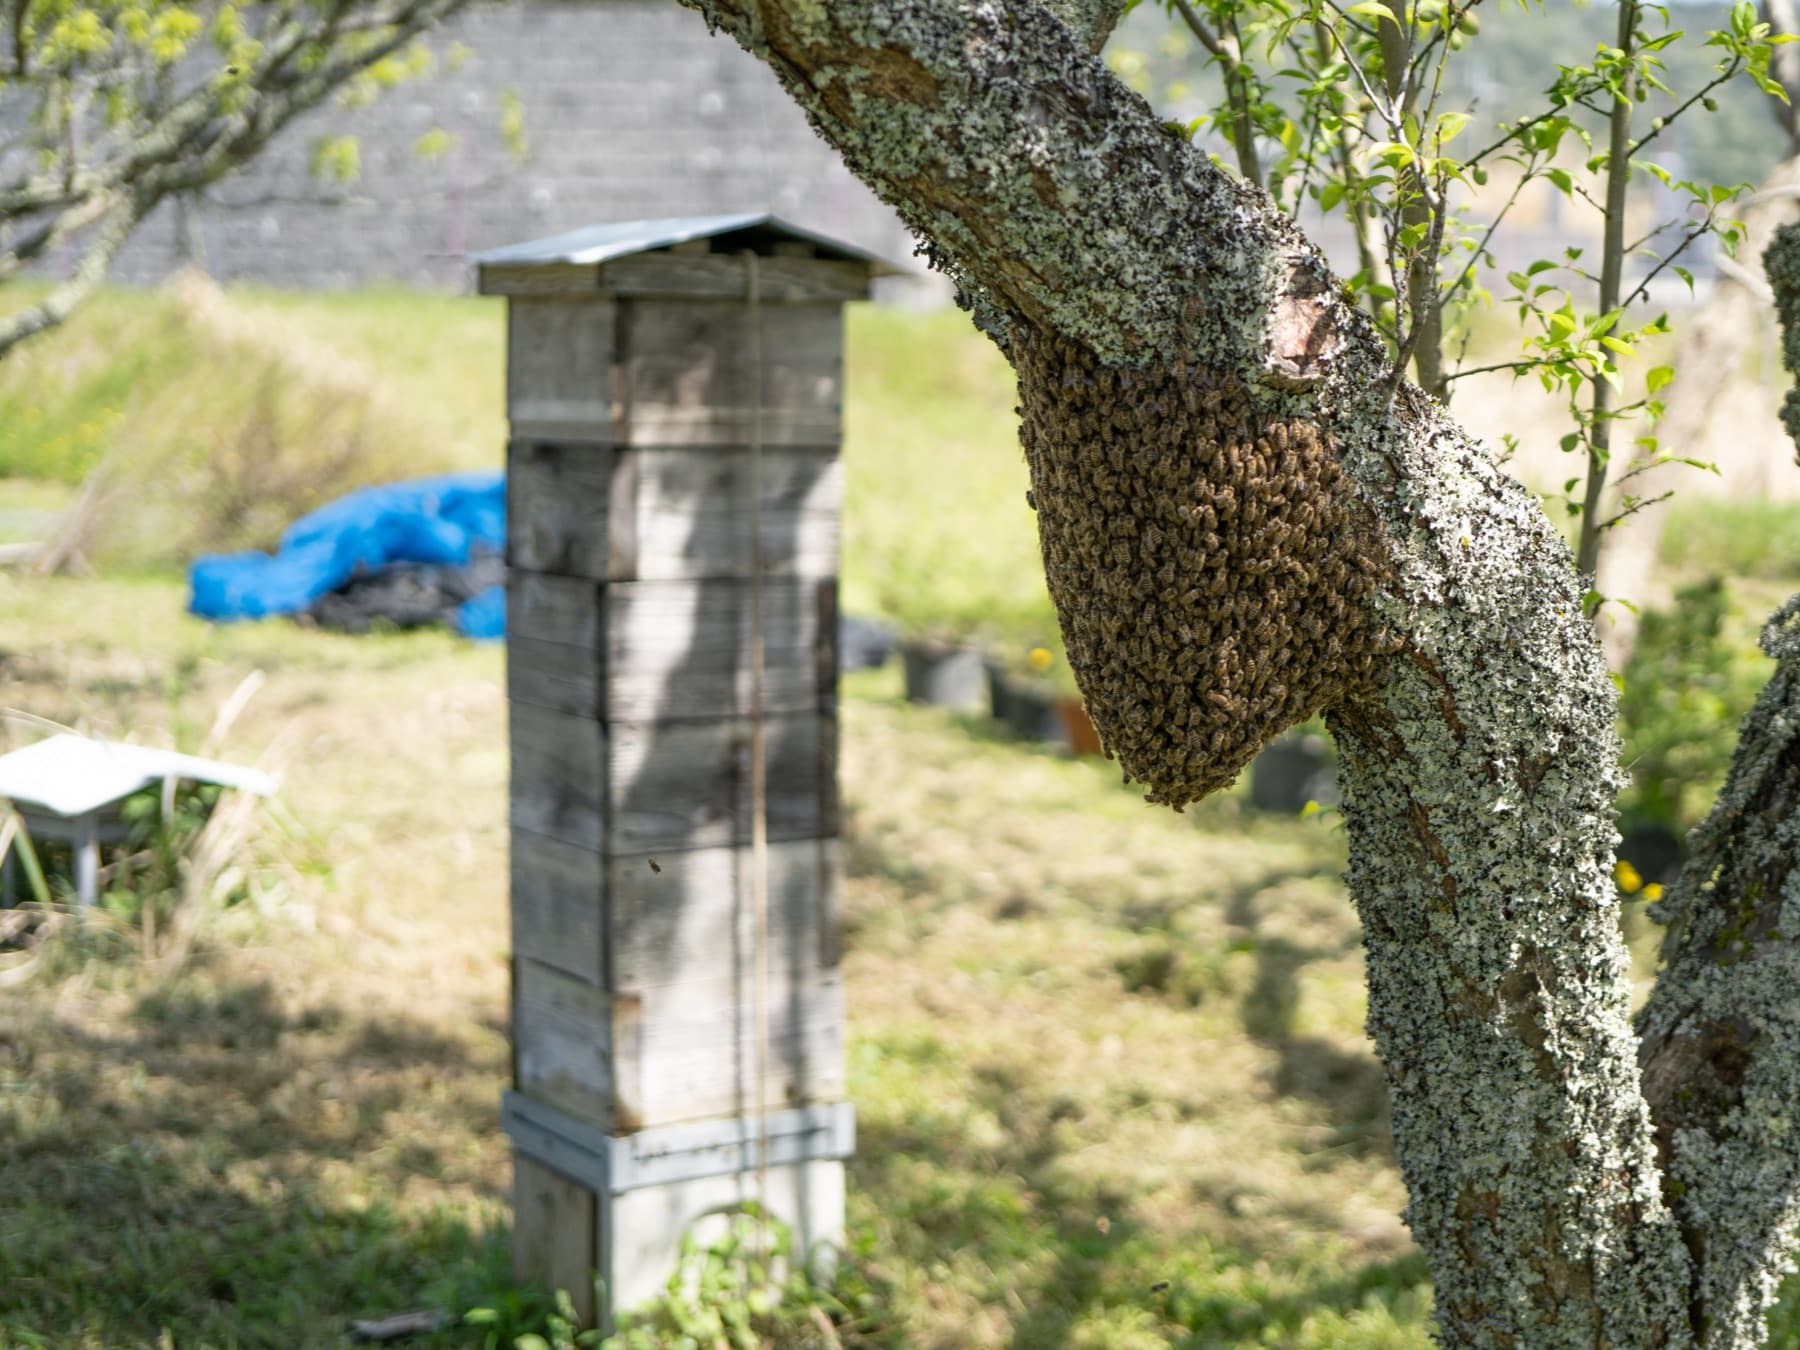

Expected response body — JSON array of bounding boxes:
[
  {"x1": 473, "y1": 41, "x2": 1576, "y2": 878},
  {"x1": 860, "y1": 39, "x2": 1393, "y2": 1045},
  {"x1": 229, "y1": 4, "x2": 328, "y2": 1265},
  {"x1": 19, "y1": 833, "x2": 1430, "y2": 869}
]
[
  {"x1": 1, "y1": 576, "x2": 1427, "y2": 1349},
  {"x1": 1, "y1": 283, "x2": 1797, "y2": 1347}
]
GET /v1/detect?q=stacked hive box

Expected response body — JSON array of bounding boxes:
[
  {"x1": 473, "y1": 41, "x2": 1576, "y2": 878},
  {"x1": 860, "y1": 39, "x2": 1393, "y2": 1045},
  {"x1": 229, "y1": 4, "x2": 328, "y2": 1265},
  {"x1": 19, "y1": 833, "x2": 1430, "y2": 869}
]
[{"x1": 475, "y1": 216, "x2": 880, "y2": 1329}]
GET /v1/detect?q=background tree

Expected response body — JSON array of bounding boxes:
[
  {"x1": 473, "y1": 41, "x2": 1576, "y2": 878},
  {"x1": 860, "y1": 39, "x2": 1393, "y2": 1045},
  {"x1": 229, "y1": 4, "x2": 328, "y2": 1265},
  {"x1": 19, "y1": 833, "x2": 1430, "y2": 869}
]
[
  {"x1": 674, "y1": 0, "x2": 1800, "y2": 1344},
  {"x1": 0, "y1": 0, "x2": 474, "y2": 359},
  {"x1": 1595, "y1": 0, "x2": 1800, "y2": 661},
  {"x1": 1137, "y1": 0, "x2": 1787, "y2": 603}
]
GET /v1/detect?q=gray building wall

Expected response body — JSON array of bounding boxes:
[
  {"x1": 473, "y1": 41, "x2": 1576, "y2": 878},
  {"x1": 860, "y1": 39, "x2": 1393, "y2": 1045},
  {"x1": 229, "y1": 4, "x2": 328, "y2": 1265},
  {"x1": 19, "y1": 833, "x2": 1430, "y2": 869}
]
[{"x1": 112, "y1": 0, "x2": 916, "y2": 289}]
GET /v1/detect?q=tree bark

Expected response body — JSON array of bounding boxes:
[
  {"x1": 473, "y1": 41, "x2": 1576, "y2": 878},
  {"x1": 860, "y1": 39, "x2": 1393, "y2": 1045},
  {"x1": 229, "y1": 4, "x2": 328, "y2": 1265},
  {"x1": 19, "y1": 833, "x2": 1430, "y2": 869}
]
[
  {"x1": 1638, "y1": 594, "x2": 1800, "y2": 1348},
  {"x1": 1634, "y1": 226, "x2": 1800, "y2": 1349},
  {"x1": 675, "y1": 1, "x2": 1800, "y2": 1342}
]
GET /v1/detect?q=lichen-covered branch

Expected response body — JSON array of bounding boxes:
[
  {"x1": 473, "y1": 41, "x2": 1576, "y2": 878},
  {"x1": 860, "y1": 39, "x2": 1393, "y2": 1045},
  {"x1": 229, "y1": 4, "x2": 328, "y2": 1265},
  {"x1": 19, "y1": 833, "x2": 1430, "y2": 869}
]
[
  {"x1": 1770, "y1": 223, "x2": 1800, "y2": 452},
  {"x1": 1633, "y1": 225, "x2": 1800, "y2": 1348},
  {"x1": 0, "y1": 194, "x2": 137, "y2": 359},
  {"x1": 1036, "y1": 0, "x2": 1128, "y2": 50},
  {"x1": 0, "y1": 0, "x2": 473, "y2": 358},
  {"x1": 678, "y1": 0, "x2": 1696, "y2": 1340},
  {"x1": 682, "y1": 0, "x2": 1302, "y2": 366},
  {"x1": 1636, "y1": 598, "x2": 1800, "y2": 1348}
]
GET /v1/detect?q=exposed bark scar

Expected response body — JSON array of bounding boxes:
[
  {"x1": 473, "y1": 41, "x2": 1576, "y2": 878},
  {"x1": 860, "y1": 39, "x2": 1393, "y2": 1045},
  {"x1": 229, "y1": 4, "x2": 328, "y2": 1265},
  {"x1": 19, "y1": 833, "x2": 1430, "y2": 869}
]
[{"x1": 1263, "y1": 262, "x2": 1345, "y2": 389}]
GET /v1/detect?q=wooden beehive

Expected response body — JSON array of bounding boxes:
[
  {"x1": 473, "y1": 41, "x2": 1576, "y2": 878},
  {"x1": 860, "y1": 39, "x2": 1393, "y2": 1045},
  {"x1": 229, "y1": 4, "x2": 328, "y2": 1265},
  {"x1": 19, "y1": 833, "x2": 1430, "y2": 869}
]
[{"x1": 476, "y1": 215, "x2": 881, "y2": 1329}]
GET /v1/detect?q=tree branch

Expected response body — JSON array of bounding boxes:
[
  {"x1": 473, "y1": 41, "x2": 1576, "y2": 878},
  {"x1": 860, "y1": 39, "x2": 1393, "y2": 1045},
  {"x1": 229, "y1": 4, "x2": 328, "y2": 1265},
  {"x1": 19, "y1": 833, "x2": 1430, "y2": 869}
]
[
  {"x1": 1169, "y1": 0, "x2": 1262, "y2": 186},
  {"x1": 1637, "y1": 581, "x2": 1800, "y2": 1346},
  {"x1": 1036, "y1": 0, "x2": 1127, "y2": 51},
  {"x1": 678, "y1": 1, "x2": 1697, "y2": 1341},
  {"x1": 0, "y1": 0, "x2": 472, "y2": 348},
  {"x1": 0, "y1": 195, "x2": 137, "y2": 359},
  {"x1": 1576, "y1": 0, "x2": 1640, "y2": 581}
]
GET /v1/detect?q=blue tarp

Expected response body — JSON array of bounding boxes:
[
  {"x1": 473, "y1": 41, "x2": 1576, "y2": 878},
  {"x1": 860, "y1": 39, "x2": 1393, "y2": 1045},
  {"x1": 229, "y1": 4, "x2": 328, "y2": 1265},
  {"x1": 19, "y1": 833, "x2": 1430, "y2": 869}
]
[{"x1": 189, "y1": 472, "x2": 506, "y2": 640}]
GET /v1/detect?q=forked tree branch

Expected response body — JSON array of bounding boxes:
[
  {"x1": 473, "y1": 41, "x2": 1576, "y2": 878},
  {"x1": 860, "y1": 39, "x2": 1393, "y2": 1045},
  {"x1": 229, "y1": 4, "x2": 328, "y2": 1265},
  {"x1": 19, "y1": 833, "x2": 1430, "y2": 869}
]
[
  {"x1": 1638, "y1": 219, "x2": 1800, "y2": 1332},
  {"x1": 677, "y1": 1, "x2": 1719, "y2": 1342},
  {"x1": 0, "y1": 195, "x2": 137, "y2": 356}
]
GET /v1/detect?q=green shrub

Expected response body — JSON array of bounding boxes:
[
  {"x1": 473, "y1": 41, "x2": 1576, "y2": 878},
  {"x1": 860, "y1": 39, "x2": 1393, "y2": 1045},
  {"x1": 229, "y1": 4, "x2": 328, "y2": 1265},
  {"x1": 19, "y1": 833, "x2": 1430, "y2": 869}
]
[{"x1": 1616, "y1": 577, "x2": 1773, "y2": 839}]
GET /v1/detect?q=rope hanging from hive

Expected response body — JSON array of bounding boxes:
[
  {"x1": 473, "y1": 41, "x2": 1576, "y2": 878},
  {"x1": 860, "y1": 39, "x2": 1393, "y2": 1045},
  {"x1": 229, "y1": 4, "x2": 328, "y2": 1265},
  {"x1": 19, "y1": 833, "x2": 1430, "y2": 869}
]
[{"x1": 743, "y1": 250, "x2": 773, "y2": 1216}]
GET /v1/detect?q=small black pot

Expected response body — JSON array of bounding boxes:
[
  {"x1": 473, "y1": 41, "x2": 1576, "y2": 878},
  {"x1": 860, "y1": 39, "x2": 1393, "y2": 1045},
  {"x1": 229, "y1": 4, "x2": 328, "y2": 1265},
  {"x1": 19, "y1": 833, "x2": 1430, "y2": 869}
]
[
  {"x1": 1005, "y1": 680, "x2": 1069, "y2": 746},
  {"x1": 901, "y1": 640, "x2": 987, "y2": 711},
  {"x1": 1249, "y1": 734, "x2": 1337, "y2": 813},
  {"x1": 985, "y1": 658, "x2": 1014, "y2": 724}
]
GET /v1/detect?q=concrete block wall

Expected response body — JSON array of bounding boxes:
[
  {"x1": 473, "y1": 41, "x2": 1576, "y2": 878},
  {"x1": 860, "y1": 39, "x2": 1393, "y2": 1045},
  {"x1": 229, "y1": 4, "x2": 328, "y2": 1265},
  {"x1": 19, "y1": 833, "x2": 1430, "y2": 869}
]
[{"x1": 109, "y1": 0, "x2": 915, "y2": 290}]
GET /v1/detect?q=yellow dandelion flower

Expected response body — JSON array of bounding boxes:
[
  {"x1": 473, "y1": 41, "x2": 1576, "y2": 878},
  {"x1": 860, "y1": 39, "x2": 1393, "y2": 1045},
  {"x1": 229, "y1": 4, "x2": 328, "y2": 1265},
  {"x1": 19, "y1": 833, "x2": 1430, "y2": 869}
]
[
  {"x1": 1642, "y1": 882, "x2": 1664, "y2": 902},
  {"x1": 1026, "y1": 647, "x2": 1053, "y2": 673},
  {"x1": 1614, "y1": 859, "x2": 1643, "y2": 895}
]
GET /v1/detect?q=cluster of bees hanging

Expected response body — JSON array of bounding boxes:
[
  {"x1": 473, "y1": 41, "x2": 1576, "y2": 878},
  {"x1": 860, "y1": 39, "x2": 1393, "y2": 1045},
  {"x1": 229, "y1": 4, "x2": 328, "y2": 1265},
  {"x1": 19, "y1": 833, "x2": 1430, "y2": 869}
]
[{"x1": 1012, "y1": 328, "x2": 1391, "y2": 807}]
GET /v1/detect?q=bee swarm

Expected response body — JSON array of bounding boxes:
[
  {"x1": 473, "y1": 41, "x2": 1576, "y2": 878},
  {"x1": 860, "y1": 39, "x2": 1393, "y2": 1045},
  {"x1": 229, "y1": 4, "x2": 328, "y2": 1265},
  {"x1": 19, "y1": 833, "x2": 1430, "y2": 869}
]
[{"x1": 1014, "y1": 329, "x2": 1390, "y2": 807}]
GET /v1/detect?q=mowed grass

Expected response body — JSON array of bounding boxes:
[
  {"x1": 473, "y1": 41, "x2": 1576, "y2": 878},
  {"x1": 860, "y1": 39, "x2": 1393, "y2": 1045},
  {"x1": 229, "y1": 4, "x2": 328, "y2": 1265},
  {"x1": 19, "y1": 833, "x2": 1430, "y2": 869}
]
[
  {"x1": 3, "y1": 283, "x2": 1798, "y2": 1347},
  {"x1": 0, "y1": 574, "x2": 1427, "y2": 1348}
]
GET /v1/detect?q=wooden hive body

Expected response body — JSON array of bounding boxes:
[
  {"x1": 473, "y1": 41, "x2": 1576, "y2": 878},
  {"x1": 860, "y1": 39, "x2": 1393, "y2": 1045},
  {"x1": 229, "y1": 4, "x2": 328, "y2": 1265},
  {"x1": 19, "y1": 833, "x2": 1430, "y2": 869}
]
[{"x1": 480, "y1": 215, "x2": 876, "y2": 1329}]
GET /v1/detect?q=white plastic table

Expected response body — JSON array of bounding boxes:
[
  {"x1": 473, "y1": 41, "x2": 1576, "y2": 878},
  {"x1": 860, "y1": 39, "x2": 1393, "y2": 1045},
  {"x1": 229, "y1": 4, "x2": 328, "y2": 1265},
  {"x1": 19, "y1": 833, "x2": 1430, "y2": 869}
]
[{"x1": 0, "y1": 734, "x2": 276, "y2": 907}]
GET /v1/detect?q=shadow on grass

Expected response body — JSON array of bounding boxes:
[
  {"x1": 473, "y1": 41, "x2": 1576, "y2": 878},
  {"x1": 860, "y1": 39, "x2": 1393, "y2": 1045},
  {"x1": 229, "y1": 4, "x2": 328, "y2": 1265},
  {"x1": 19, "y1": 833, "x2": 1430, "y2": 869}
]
[
  {"x1": 0, "y1": 972, "x2": 523, "y2": 1348},
  {"x1": 855, "y1": 1056, "x2": 1424, "y2": 1350},
  {"x1": 1224, "y1": 870, "x2": 1394, "y2": 1162}
]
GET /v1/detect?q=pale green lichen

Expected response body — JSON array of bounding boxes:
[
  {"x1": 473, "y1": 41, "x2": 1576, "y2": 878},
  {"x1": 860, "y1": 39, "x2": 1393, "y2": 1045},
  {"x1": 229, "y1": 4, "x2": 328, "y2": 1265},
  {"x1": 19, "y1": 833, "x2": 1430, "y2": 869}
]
[
  {"x1": 681, "y1": 0, "x2": 1699, "y2": 1341},
  {"x1": 1324, "y1": 386, "x2": 1692, "y2": 1347},
  {"x1": 1034, "y1": 0, "x2": 1127, "y2": 50},
  {"x1": 1632, "y1": 236, "x2": 1800, "y2": 1348},
  {"x1": 1636, "y1": 597, "x2": 1800, "y2": 1347},
  {"x1": 1764, "y1": 225, "x2": 1800, "y2": 460}
]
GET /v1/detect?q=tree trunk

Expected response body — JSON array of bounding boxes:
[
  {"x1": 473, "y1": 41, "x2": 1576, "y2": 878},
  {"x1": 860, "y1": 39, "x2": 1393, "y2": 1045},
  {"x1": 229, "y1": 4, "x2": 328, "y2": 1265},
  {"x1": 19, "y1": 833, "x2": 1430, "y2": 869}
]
[
  {"x1": 675, "y1": 1, "x2": 1800, "y2": 1341},
  {"x1": 1631, "y1": 225, "x2": 1800, "y2": 1348},
  {"x1": 1638, "y1": 594, "x2": 1800, "y2": 1347}
]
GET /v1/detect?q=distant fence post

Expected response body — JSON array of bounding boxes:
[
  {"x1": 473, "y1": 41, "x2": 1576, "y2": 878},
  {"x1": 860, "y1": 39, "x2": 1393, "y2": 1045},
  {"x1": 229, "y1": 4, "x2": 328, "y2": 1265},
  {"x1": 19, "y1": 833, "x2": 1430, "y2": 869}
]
[{"x1": 475, "y1": 216, "x2": 882, "y2": 1330}]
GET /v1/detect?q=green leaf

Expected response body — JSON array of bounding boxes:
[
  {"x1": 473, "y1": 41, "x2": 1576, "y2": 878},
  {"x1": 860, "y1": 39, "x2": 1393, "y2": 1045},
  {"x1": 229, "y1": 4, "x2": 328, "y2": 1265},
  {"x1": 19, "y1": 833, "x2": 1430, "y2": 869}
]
[
  {"x1": 1346, "y1": 2, "x2": 1401, "y2": 23},
  {"x1": 414, "y1": 128, "x2": 454, "y2": 160},
  {"x1": 1435, "y1": 111, "x2": 1472, "y2": 144},
  {"x1": 1646, "y1": 365, "x2": 1674, "y2": 394},
  {"x1": 309, "y1": 134, "x2": 361, "y2": 184}
]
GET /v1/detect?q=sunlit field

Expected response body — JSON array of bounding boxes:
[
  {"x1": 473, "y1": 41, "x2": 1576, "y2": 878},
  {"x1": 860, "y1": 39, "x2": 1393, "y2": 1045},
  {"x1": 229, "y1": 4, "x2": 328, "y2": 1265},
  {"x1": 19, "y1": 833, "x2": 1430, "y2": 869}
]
[{"x1": 1, "y1": 283, "x2": 1797, "y2": 1347}]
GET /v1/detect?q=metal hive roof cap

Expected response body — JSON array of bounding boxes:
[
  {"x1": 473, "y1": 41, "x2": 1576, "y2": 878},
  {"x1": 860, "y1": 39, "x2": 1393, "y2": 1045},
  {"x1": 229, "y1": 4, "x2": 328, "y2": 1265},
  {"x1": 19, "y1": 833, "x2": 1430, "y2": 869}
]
[{"x1": 471, "y1": 212, "x2": 899, "y2": 272}]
